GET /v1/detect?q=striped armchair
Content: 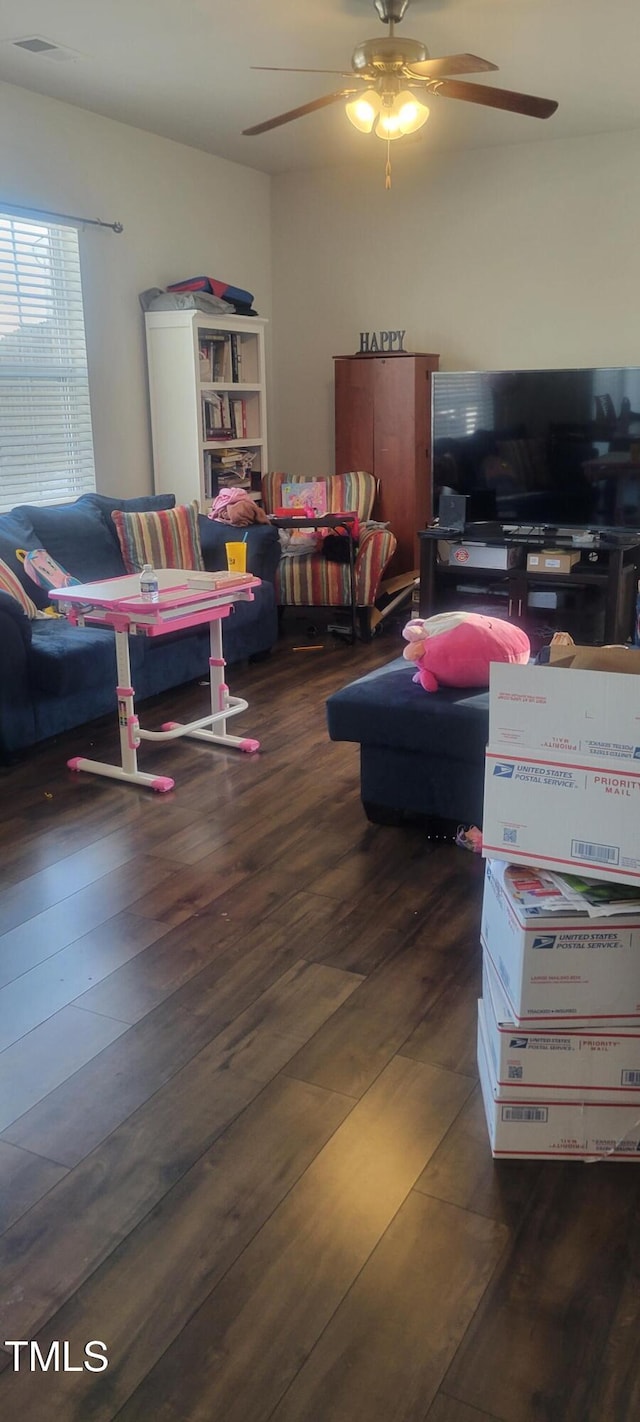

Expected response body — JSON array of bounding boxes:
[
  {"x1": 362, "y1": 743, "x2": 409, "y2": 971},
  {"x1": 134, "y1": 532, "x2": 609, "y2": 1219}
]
[{"x1": 261, "y1": 471, "x2": 397, "y2": 638}]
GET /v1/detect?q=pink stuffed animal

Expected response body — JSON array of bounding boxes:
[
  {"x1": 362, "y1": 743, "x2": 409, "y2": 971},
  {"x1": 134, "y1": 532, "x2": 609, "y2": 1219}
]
[{"x1": 403, "y1": 611, "x2": 530, "y2": 693}]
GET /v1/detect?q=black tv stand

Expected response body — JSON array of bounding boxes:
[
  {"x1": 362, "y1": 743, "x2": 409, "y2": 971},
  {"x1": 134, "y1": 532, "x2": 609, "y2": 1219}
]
[
  {"x1": 419, "y1": 525, "x2": 640, "y2": 646},
  {"x1": 459, "y1": 522, "x2": 633, "y2": 549}
]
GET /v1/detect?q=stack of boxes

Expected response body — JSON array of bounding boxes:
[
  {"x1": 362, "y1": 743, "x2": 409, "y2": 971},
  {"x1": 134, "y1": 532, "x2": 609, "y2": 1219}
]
[{"x1": 478, "y1": 650, "x2": 640, "y2": 1160}]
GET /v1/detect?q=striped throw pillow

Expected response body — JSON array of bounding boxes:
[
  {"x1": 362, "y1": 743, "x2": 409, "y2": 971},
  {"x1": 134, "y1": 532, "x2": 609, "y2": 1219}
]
[
  {"x1": 0, "y1": 556, "x2": 41, "y2": 618},
  {"x1": 111, "y1": 501, "x2": 204, "y2": 573}
]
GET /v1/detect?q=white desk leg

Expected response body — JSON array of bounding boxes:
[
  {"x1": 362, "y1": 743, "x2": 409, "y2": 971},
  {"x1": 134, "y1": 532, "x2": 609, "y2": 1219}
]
[
  {"x1": 161, "y1": 617, "x2": 259, "y2": 752},
  {"x1": 197, "y1": 617, "x2": 259, "y2": 750},
  {"x1": 68, "y1": 629, "x2": 175, "y2": 792},
  {"x1": 209, "y1": 617, "x2": 227, "y2": 736}
]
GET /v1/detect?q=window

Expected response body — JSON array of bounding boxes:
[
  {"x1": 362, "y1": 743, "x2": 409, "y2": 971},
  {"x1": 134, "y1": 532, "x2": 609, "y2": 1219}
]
[{"x1": 0, "y1": 212, "x2": 96, "y2": 511}]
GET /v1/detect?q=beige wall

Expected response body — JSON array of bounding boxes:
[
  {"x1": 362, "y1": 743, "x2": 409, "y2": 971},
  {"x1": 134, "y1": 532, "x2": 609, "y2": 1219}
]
[
  {"x1": 270, "y1": 127, "x2": 640, "y2": 476},
  {"x1": 3, "y1": 78, "x2": 640, "y2": 495},
  {"x1": 0, "y1": 79, "x2": 271, "y2": 497}
]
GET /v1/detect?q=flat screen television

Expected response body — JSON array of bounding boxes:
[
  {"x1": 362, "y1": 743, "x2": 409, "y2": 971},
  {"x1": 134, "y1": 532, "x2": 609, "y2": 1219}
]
[{"x1": 432, "y1": 366, "x2": 640, "y2": 531}]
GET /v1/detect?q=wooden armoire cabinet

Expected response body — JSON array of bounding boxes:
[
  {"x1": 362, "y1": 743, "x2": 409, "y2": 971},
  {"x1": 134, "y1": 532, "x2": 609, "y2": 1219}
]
[{"x1": 334, "y1": 351, "x2": 440, "y2": 576}]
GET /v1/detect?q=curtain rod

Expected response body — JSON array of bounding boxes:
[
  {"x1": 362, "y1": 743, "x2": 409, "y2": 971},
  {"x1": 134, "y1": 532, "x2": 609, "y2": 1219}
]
[{"x1": 1, "y1": 202, "x2": 123, "y2": 233}]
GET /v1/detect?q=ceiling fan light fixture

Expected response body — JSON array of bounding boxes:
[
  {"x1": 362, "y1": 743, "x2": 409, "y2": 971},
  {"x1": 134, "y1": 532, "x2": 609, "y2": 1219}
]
[
  {"x1": 396, "y1": 92, "x2": 430, "y2": 133},
  {"x1": 375, "y1": 109, "x2": 404, "y2": 140},
  {"x1": 345, "y1": 89, "x2": 381, "y2": 133},
  {"x1": 374, "y1": 89, "x2": 430, "y2": 138}
]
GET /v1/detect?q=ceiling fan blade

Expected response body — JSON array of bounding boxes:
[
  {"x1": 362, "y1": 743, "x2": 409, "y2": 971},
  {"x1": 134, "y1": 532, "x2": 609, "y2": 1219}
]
[
  {"x1": 431, "y1": 77, "x2": 558, "y2": 119},
  {"x1": 407, "y1": 53, "x2": 498, "y2": 79},
  {"x1": 251, "y1": 66, "x2": 357, "y2": 76},
  {"x1": 243, "y1": 89, "x2": 357, "y2": 136}
]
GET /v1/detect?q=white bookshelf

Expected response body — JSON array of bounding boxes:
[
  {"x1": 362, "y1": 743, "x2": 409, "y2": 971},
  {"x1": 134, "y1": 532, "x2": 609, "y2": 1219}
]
[{"x1": 145, "y1": 310, "x2": 268, "y2": 507}]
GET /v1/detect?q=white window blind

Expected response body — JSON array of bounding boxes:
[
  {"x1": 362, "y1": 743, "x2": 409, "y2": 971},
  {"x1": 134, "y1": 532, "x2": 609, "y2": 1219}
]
[
  {"x1": 0, "y1": 213, "x2": 96, "y2": 511},
  {"x1": 432, "y1": 371, "x2": 495, "y2": 439}
]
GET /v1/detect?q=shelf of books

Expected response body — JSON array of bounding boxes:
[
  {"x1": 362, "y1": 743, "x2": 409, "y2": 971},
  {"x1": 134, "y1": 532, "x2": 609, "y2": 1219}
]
[
  {"x1": 198, "y1": 328, "x2": 262, "y2": 386},
  {"x1": 145, "y1": 309, "x2": 268, "y2": 510},
  {"x1": 203, "y1": 443, "x2": 264, "y2": 503}
]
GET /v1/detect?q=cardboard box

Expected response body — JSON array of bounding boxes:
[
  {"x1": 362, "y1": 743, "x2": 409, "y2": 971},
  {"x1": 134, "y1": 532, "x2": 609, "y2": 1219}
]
[
  {"x1": 482, "y1": 950, "x2": 640, "y2": 1096},
  {"x1": 526, "y1": 549, "x2": 580, "y2": 574},
  {"x1": 483, "y1": 662, "x2": 640, "y2": 886},
  {"x1": 477, "y1": 1006, "x2": 640, "y2": 1159},
  {"x1": 488, "y1": 662, "x2": 640, "y2": 765},
  {"x1": 480, "y1": 859, "x2": 640, "y2": 1020},
  {"x1": 528, "y1": 590, "x2": 559, "y2": 609},
  {"x1": 437, "y1": 541, "x2": 520, "y2": 570},
  {"x1": 545, "y1": 644, "x2": 640, "y2": 674},
  {"x1": 483, "y1": 751, "x2": 640, "y2": 885}
]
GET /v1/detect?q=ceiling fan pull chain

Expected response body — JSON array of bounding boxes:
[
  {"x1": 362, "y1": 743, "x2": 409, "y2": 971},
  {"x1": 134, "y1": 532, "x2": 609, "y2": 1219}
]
[{"x1": 385, "y1": 138, "x2": 392, "y2": 189}]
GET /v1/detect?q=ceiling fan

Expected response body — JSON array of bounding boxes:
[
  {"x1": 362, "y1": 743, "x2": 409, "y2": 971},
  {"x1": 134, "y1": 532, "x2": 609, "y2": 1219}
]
[{"x1": 243, "y1": 0, "x2": 558, "y2": 186}]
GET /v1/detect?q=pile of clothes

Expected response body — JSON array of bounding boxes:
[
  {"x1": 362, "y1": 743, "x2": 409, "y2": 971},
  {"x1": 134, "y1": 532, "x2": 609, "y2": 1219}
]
[
  {"x1": 208, "y1": 489, "x2": 269, "y2": 527},
  {"x1": 139, "y1": 275, "x2": 258, "y2": 318}
]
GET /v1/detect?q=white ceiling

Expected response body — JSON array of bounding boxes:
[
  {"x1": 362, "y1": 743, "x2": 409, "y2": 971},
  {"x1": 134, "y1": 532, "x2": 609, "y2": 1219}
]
[{"x1": 0, "y1": 0, "x2": 638, "y2": 176}]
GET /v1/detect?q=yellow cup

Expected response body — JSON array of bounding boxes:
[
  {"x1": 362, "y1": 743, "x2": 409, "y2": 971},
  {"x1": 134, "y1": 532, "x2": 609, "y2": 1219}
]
[{"x1": 226, "y1": 540, "x2": 247, "y2": 574}]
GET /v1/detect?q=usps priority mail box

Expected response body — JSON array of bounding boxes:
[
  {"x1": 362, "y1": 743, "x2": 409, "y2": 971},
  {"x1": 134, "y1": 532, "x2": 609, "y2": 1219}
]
[
  {"x1": 477, "y1": 1005, "x2": 640, "y2": 1159},
  {"x1": 482, "y1": 748, "x2": 640, "y2": 886},
  {"x1": 482, "y1": 950, "x2": 640, "y2": 1098},
  {"x1": 484, "y1": 663, "x2": 640, "y2": 886},
  {"x1": 488, "y1": 662, "x2": 640, "y2": 770},
  {"x1": 480, "y1": 859, "x2": 640, "y2": 1019}
]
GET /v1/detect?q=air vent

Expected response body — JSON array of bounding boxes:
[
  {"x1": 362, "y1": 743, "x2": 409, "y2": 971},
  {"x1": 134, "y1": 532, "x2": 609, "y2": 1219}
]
[
  {"x1": 14, "y1": 37, "x2": 57, "y2": 52},
  {"x1": 10, "y1": 37, "x2": 80, "y2": 62}
]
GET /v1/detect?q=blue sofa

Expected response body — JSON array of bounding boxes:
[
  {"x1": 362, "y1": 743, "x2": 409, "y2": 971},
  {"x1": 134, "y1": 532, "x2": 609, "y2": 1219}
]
[{"x1": 0, "y1": 493, "x2": 280, "y2": 758}]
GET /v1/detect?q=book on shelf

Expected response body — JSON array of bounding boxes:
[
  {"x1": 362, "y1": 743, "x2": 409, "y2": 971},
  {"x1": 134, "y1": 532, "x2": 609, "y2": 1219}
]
[
  {"x1": 199, "y1": 343, "x2": 213, "y2": 381},
  {"x1": 208, "y1": 462, "x2": 251, "y2": 482},
  {"x1": 202, "y1": 392, "x2": 234, "y2": 440},
  {"x1": 230, "y1": 398, "x2": 246, "y2": 438},
  {"x1": 199, "y1": 331, "x2": 247, "y2": 385},
  {"x1": 205, "y1": 476, "x2": 257, "y2": 501},
  {"x1": 205, "y1": 447, "x2": 250, "y2": 466},
  {"x1": 203, "y1": 394, "x2": 247, "y2": 440},
  {"x1": 218, "y1": 473, "x2": 251, "y2": 488},
  {"x1": 210, "y1": 335, "x2": 232, "y2": 382},
  {"x1": 231, "y1": 333, "x2": 240, "y2": 383},
  {"x1": 202, "y1": 391, "x2": 220, "y2": 433},
  {"x1": 204, "y1": 448, "x2": 261, "y2": 500}
]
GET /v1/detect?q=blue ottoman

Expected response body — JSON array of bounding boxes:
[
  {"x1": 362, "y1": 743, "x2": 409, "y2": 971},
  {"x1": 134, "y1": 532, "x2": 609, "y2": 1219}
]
[{"x1": 326, "y1": 657, "x2": 489, "y2": 826}]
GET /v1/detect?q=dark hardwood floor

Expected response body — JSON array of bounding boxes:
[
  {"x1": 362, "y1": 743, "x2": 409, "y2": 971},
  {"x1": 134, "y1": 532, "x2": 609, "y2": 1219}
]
[{"x1": 1, "y1": 625, "x2": 639, "y2": 1421}]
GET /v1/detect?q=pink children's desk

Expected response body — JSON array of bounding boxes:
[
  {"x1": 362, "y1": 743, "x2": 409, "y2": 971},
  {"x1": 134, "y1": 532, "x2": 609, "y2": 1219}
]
[{"x1": 50, "y1": 569, "x2": 261, "y2": 793}]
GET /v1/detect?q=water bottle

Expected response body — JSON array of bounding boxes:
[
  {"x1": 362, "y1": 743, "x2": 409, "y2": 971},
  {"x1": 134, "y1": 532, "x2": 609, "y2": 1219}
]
[{"x1": 139, "y1": 563, "x2": 159, "y2": 603}]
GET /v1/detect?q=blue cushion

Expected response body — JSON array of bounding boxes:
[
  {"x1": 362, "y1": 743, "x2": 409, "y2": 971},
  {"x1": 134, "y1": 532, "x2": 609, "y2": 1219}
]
[
  {"x1": 15, "y1": 501, "x2": 125, "y2": 583},
  {"x1": 79, "y1": 493, "x2": 176, "y2": 515},
  {"x1": 199, "y1": 515, "x2": 281, "y2": 584},
  {"x1": 0, "y1": 590, "x2": 32, "y2": 647},
  {"x1": 78, "y1": 493, "x2": 176, "y2": 551},
  {"x1": 29, "y1": 621, "x2": 118, "y2": 696},
  {"x1": 326, "y1": 656, "x2": 490, "y2": 764}
]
